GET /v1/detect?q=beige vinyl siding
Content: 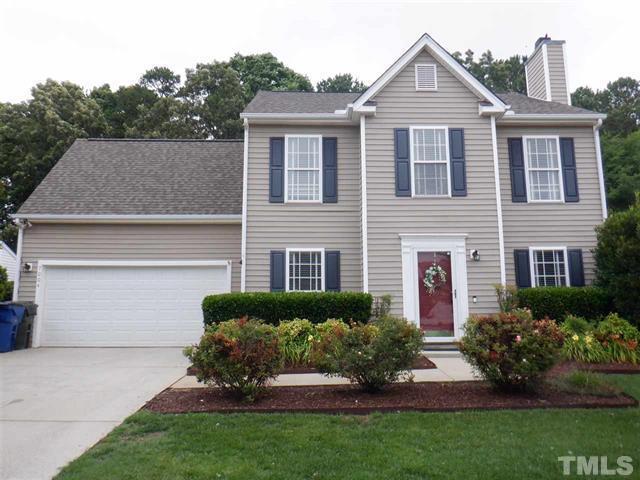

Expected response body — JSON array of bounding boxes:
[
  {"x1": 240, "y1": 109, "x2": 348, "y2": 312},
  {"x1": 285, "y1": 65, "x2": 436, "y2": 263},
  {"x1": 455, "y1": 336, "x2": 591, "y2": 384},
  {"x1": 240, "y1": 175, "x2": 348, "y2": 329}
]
[
  {"x1": 546, "y1": 43, "x2": 569, "y2": 104},
  {"x1": 365, "y1": 49, "x2": 502, "y2": 316},
  {"x1": 497, "y1": 126, "x2": 604, "y2": 285},
  {"x1": 245, "y1": 125, "x2": 362, "y2": 291},
  {"x1": 525, "y1": 47, "x2": 548, "y2": 101},
  {"x1": 17, "y1": 223, "x2": 242, "y2": 302}
]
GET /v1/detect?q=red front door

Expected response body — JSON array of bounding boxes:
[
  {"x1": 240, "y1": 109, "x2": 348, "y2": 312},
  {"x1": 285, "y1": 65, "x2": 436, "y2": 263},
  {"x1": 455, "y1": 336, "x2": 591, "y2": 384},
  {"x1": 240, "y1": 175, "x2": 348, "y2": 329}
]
[{"x1": 417, "y1": 251, "x2": 454, "y2": 337}]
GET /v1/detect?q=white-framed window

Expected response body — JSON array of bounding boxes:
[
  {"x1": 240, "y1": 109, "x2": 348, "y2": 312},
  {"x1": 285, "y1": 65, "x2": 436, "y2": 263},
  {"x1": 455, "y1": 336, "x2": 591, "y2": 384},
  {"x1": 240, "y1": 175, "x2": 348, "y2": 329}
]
[
  {"x1": 284, "y1": 135, "x2": 322, "y2": 202},
  {"x1": 415, "y1": 64, "x2": 437, "y2": 91},
  {"x1": 529, "y1": 247, "x2": 570, "y2": 287},
  {"x1": 523, "y1": 136, "x2": 564, "y2": 202},
  {"x1": 286, "y1": 248, "x2": 324, "y2": 291},
  {"x1": 410, "y1": 126, "x2": 450, "y2": 197}
]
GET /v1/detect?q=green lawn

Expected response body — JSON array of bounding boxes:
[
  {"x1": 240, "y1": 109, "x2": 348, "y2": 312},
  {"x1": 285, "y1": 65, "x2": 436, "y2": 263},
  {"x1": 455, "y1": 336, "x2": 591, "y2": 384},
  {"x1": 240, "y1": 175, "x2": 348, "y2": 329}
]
[{"x1": 57, "y1": 376, "x2": 640, "y2": 480}]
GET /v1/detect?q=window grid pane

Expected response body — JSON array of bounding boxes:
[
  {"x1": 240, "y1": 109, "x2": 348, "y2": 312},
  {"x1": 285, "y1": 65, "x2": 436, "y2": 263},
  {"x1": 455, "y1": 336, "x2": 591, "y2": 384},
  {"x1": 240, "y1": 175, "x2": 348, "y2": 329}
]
[
  {"x1": 287, "y1": 137, "x2": 321, "y2": 201},
  {"x1": 533, "y1": 249, "x2": 567, "y2": 287},
  {"x1": 413, "y1": 128, "x2": 448, "y2": 196},
  {"x1": 288, "y1": 251, "x2": 322, "y2": 291},
  {"x1": 526, "y1": 138, "x2": 562, "y2": 201}
]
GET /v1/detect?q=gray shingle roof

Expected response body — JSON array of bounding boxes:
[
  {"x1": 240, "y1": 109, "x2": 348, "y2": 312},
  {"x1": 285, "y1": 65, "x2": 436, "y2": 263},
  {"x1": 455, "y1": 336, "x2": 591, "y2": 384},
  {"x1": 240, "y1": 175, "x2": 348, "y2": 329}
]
[
  {"x1": 18, "y1": 139, "x2": 243, "y2": 216},
  {"x1": 243, "y1": 91, "x2": 360, "y2": 114},
  {"x1": 498, "y1": 92, "x2": 599, "y2": 115}
]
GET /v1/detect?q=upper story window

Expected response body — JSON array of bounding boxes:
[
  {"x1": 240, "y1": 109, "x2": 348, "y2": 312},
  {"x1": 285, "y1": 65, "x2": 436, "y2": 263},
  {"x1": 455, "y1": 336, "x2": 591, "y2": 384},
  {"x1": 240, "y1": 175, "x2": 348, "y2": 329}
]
[
  {"x1": 285, "y1": 135, "x2": 322, "y2": 202},
  {"x1": 524, "y1": 136, "x2": 564, "y2": 202},
  {"x1": 287, "y1": 249, "x2": 323, "y2": 291},
  {"x1": 415, "y1": 64, "x2": 437, "y2": 91},
  {"x1": 411, "y1": 126, "x2": 450, "y2": 197},
  {"x1": 530, "y1": 247, "x2": 569, "y2": 287}
]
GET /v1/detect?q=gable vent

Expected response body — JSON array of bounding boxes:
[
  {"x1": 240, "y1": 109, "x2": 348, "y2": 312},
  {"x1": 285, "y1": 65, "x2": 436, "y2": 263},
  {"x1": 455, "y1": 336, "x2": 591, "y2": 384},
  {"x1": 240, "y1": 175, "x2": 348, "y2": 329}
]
[{"x1": 415, "y1": 64, "x2": 437, "y2": 91}]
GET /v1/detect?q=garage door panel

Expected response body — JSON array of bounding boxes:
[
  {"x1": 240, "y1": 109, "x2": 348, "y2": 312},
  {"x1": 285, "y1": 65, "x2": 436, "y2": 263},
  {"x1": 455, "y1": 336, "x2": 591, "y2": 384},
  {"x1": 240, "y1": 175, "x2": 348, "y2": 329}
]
[{"x1": 39, "y1": 264, "x2": 229, "y2": 347}]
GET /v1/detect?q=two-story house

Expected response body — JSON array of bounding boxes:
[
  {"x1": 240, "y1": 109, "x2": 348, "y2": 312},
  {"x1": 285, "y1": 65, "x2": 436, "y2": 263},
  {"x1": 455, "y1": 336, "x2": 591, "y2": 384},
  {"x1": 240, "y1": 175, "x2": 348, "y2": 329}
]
[{"x1": 13, "y1": 34, "x2": 607, "y2": 347}]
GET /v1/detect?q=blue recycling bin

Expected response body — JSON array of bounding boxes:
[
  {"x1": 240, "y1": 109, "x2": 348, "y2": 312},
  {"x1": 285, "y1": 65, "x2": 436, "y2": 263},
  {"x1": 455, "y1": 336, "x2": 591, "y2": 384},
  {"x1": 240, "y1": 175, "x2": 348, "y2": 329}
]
[{"x1": 0, "y1": 303, "x2": 27, "y2": 353}]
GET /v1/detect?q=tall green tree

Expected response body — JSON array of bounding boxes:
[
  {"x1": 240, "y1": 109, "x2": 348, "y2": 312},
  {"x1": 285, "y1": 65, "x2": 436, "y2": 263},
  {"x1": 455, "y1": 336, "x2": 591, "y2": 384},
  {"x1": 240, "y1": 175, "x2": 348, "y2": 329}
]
[
  {"x1": 452, "y1": 50, "x2": 527, "y2": 94},
  {"x1": 316, "y1": 73, "x2": 367, "y2": 93},
  {"x1": 0, "y1": 80, "x2": 108, "y2": 244},
  {"x1": 139, "y1": 67, "x2": 181, "y2": 97},
  {"x1": 228, "y1": 53, "x2": 313, "y2": 100},
  {"x1": 90, "y1": 83, "x2": 158, "y2": 137}
]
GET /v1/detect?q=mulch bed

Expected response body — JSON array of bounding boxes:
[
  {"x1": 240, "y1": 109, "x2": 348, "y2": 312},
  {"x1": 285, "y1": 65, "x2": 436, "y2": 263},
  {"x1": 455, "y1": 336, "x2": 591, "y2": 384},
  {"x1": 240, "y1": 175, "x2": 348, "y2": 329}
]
[
  {"x1": 553, "y1": 361, "x2": 640, "y2": 375},
  {"x1": 144, "y1": 381, "x2": 637, "y2": 415},
  {"x1": 186, "y1": 355, "x2": 436, "y2": 376}
]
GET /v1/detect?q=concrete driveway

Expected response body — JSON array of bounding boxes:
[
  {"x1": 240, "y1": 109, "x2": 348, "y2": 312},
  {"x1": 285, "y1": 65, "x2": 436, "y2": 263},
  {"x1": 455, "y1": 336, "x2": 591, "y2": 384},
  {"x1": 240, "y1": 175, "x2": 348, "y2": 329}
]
[{"x1": 0, "y1": 348, "x2": 188, "y2": 480}]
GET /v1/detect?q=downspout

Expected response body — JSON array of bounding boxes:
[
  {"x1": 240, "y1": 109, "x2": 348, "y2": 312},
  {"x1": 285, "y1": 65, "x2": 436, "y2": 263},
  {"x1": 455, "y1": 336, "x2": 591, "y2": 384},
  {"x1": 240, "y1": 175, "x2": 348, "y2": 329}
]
[
  {"x1": 240, "y1": 119, "x2": 249, "y2": 291},
  {"x1": 11, "y1": 221, "x2": 25, "y2": 301},
  {"x1": 490, "y1": 115, "x2": 507, "y2": 285},
  {"x1": 360, "y1": 115, "x2": 369, "y2": 292},
  {"x1": 593, "y1": 119, "x2": 608, "y2": 220}
]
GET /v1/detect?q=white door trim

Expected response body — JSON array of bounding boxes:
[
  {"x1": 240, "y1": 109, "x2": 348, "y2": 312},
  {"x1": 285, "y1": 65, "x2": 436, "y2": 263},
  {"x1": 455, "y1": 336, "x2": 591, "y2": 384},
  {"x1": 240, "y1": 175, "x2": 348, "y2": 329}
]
[
  {"x1": 33, "y1": 259, "x2": 231, "y2": 348},
  {"x1": 399, "y1": 234, "x2": 469, "y2": 341}
]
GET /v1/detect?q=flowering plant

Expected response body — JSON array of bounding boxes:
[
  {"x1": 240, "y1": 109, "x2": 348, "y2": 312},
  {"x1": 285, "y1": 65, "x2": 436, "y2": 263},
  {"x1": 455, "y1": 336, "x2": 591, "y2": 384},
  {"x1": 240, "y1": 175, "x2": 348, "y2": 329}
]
[{"x1": 423, "y1": 264, "x2": 447, "y2": 295}]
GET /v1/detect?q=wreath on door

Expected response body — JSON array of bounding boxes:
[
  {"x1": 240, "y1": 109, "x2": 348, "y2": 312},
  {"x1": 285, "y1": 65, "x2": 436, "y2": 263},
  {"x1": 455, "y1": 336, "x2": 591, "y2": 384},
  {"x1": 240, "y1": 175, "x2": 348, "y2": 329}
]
[{"x1": 423, "y1": 264, "x2": 447, "y2": 295}]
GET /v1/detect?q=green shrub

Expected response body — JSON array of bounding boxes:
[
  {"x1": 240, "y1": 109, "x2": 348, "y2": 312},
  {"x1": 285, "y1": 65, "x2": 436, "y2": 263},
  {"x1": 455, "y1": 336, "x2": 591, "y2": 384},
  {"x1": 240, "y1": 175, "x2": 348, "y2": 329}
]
[
  {"x1": 0, "y1": 266, "x2": 13, "y2": 301},
  {"x1": 277, "y1": 319, "x2": 316, "y2": 366},
  {"x1": 313, "y1": 316, "x2": 424, "y2": 392},
  {"x1": 183, "y1": 318, "x2": 282, "y2": 402},
  {"x1": 562, "y1": 314, "x2": 593, "y2": 335},
  {"x1": 494, "y1": 284, "x2": 519, "y2": 313},
  {"x1": 551, "y1": 370, "x2": 621, "y2": 397},
  {"x1": 594, "y1": 198, "x2": 640, "y2": 324},
  {"x1": 517, "y1": 287, "x2": 613, "y2": 321},
  {"x1": 460, "y1": 309, "x2": 564, "y2": 392},
  {"x1": 595, "y1": 313, "x2": 640, "y2": 364},
  {"x1": 202, "y1": 292, "x2": 373, "y2": 326},
  {"x1": 371, "y1": 294, "x2": 392, "y2": 319}
]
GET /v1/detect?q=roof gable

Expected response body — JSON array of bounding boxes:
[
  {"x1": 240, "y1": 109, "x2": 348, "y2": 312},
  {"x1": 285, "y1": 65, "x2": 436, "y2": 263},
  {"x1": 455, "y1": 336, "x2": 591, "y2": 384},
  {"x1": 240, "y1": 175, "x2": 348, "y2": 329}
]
[{"x1": 352, "y1": 33, "x2": 506, "y2": 111}]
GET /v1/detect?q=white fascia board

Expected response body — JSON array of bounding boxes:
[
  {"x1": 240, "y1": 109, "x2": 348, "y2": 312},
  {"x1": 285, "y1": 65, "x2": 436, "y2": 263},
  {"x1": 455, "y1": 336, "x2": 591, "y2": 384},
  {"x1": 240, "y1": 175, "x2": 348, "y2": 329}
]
[
  {"x1": 352, "y1": 33, "x2": 507, "y2": 111},
  {"x1": 479, "y1": 104, "x2": 510, "y2": 115},
  {"x1": 498, "y1": 113, "x2": 607, "y2": 125},
  {"x1": 11, "y1": 214, "x2": 242, "y2": 224},
  {"x1": 240, "y1": 112, "x2": 349, "y2": 121}
]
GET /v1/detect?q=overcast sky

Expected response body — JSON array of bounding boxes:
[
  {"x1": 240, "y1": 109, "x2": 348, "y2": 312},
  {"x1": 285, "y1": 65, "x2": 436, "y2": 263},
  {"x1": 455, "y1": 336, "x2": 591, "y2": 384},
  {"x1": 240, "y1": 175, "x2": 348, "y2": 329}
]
[{"x1": 1, "y1": 0, "x2": 638, "y2": 103}]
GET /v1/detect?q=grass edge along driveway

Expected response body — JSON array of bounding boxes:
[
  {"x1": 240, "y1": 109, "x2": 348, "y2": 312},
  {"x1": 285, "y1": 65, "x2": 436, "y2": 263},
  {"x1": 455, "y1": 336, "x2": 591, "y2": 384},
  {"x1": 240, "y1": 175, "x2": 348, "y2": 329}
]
[{"x1": 56, "y1": 375, "x2": 640, "y2": 480}]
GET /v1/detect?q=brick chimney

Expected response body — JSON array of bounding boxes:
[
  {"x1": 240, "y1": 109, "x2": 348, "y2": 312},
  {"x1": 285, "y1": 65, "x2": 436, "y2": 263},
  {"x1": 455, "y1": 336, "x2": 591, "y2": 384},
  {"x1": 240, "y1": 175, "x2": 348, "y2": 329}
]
[{"x1": 524, "y1": 35, "x2": 571, "y2": 104}]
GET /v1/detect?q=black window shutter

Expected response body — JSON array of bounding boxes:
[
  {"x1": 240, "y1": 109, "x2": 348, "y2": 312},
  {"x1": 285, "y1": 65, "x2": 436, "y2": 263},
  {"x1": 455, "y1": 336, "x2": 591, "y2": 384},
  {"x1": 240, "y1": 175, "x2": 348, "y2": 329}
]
[
  {"x1": 325, "y1": 250, "x2": 341, "y2": 292},
  {"x1": 449, "y1": 128, "x2": 467, "y2": 196},
  {"x1": 568, "y1": 249, "x2": 585, "y2": 286},
  {"x1": 270, "y1": 250, "x2": 286, "y2": 292},
  {"x1": 560, "y1": 138, "x2": 579, "y2": 202},
  {"x1": 514, "y1": 249, "x2": 532, "y2": 288},
  {"x1": 269, "y1": 138, "x2": 284, "y2": 203},
  {"x1": 322, "y1": 137, "x2": 338, "y2": 203},
  {"x1": 394, "y1": 128, "x2": 411, "y2": 197},
  {"x1": 508, "y1": 138, "x2": 528, "y2": 202}
]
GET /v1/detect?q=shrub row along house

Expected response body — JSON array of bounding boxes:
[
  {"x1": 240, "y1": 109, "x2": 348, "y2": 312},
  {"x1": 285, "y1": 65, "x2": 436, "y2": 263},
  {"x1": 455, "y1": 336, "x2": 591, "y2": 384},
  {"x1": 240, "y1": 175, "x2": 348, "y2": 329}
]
[{"x1": 12, "y1": 33, "x2": 607, "y2": 347}]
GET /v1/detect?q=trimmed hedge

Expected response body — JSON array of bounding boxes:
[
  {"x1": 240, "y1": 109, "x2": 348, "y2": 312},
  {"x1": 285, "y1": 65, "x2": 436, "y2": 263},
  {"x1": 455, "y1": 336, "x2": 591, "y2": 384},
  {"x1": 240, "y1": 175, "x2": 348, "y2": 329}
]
[
  {"x1": 202, "y1": 292, "x2": 373, "y2": 326},
  {"x1": 517, "y1": 287, "x2": 613, "y2": 321}
]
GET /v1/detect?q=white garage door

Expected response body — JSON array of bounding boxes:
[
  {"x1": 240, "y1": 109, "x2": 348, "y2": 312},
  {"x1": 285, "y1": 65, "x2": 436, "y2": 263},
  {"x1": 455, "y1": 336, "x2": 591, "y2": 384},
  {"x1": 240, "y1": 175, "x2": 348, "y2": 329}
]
[{"x1": 37, "y1": 261, "x2": 230, "y2": 347}]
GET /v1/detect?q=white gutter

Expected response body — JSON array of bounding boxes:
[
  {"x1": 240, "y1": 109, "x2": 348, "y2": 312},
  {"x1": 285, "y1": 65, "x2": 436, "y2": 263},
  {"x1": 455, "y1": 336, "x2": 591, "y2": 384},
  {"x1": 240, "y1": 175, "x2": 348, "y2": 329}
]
[
  {"x1": 490, "y1": 116, "x2": 506, "y2": 285},
  {"x1": 360, "y1": 115, "x2": 369, "y2": 292},
  {"x1": 11, "y1": 214, "x2": 242, "y2": 224},
  {"x1": 240, "y1": 112, "x2": 349, "y2": 121},
  {"x1": 501, "y1": 113, "x2": 607, "y2": 121},
  {"x1": 11, "y1": 223, "x2": 24, "y2": 301},
  {"x1": 240, "y1": 119, "x2": 249, "y2": 292},
  {"x1": 593, "y1": 119, "x2": 608, "y2": 220}
]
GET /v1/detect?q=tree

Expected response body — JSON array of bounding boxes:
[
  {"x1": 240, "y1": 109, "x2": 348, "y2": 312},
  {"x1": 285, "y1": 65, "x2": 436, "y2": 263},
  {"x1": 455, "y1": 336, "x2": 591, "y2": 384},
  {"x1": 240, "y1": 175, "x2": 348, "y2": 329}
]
[
  {"x1": 594, "y1": 196, "x2": 640, "y2": 323},
  {"x1": 228, "y1": 53, "x2": 313, "y2": 100},
  {"x1": 90, "y1": 83, "x2": 158, "y2": 137},
  {"x1": 572, "y1": 77, "x2": 640, "y2": 136},
  {"x1": 316, "y1": 73, "x2": 367, "y2": 93},
  {"x1": 180, "y1": 61, "x2": 246, "y2": 138},
  {"x1": 0, "y1": 80, "x2": 108, "y2": 245},
  {"x1": 601, "y1": 131, "x2": 640, "y2": 211},
  {"x1": 126, "y1": 97, "x2": 202, "y2": 139},
  {"x1": 452, "y1": 50, "x2": 527, "y2": 94},
  {"x1": 139, "y1": 67, "x2": 181, "y2": 97}
]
